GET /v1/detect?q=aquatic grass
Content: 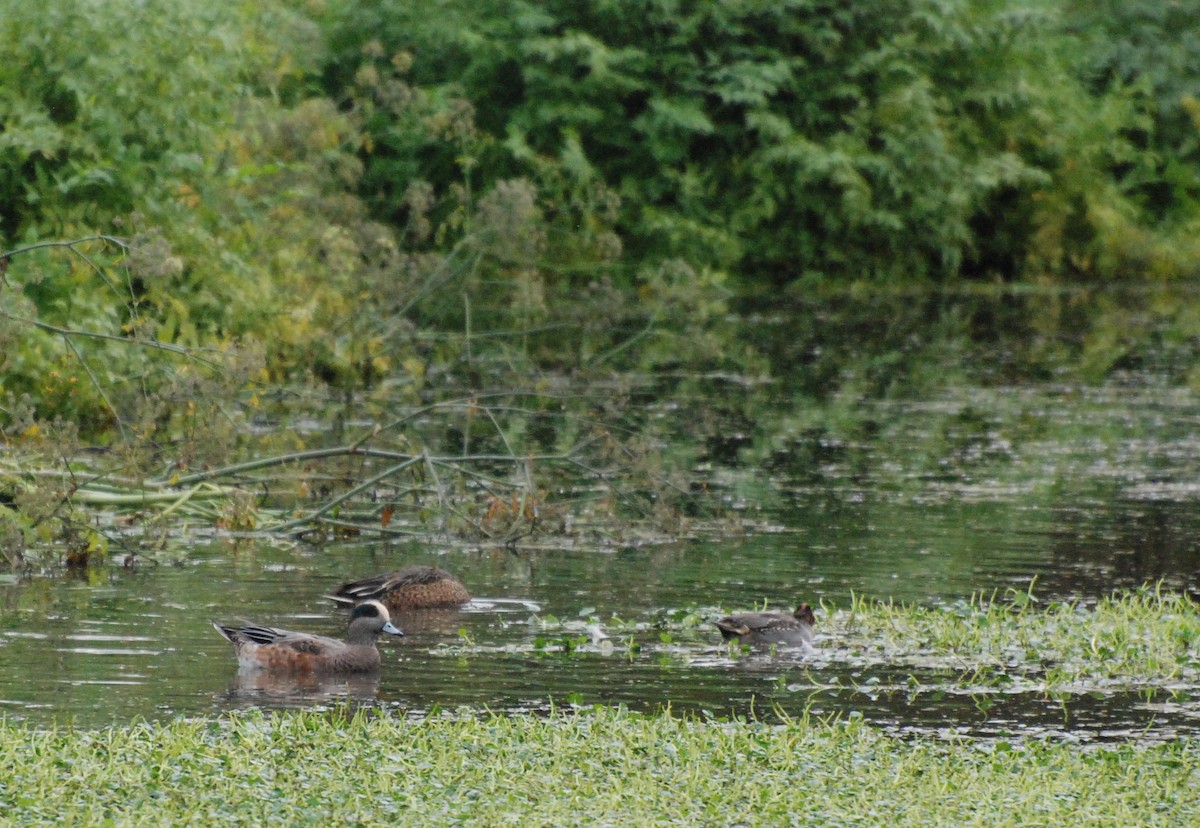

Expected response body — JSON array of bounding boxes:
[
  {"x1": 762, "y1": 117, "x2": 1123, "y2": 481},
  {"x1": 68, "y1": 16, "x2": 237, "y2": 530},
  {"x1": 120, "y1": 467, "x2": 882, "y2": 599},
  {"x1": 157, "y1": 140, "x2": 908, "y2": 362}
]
[
  {"x1": 0, "y1": 707, "x2": 1197, "y2": 826},
  {"x1": 521, "y1": 587, "x2": 1200, "y2": 713},
  {"x1": 835, "y1": 585, "x2": 1200, "y2": 686},
  {"x1": 513, "y1": 588, "x2": 1200, "y2": 689}
]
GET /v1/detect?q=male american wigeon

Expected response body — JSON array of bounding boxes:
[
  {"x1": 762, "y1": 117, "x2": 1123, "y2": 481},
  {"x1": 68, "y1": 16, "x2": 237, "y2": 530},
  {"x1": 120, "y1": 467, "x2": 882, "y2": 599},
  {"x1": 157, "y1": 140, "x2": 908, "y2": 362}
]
[
  {"x1": 715, "y1": 602, "x2": 817, "y2": 648},
  {"x1": 212, "y1": 600, "x2": 403, "y2": 673},
  {"x1": 328, "y1": 565, "x2": 471, "y2": 612}
]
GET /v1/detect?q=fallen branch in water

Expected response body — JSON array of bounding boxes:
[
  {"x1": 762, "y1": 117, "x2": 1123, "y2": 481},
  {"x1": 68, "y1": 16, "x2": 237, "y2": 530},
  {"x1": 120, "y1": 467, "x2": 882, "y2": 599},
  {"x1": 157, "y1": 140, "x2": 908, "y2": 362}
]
[{"x1": 2, "y1": 390, "x2": 717, "y2": 570}]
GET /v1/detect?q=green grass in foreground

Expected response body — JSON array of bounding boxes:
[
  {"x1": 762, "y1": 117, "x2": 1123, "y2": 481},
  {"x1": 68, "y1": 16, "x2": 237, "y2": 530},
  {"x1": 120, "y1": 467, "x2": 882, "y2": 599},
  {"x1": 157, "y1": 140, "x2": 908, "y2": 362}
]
[{"x1": 0, "y1": 708, "x2": 1196, "y2": 826}]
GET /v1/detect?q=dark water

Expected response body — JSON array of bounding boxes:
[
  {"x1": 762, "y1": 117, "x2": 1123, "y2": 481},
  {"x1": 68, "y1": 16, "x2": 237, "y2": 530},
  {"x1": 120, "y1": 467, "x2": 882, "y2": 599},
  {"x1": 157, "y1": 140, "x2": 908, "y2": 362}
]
[{"x1": 3, "y1": 379, "x2": 1200, "y2": 737}]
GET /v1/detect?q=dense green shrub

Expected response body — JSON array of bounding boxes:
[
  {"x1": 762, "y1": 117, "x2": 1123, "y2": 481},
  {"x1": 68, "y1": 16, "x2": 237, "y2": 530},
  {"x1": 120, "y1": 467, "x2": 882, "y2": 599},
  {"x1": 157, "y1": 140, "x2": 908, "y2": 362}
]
[
  {"x1": 321, "y1": 0, "x2": 1200, "y2": 289},
  {"x1": 1067, "y1": 0, "x2": 1200, "y2": 219},
  {"x1": 0, "y1": 0, "x2": 408, "y2": 426},
  {"x1": 319, "y1": 0, "x2": 1058, "y2": 285},
  {"x1": 6, "y1": 0, "x2": 1200, "y2": 435}
]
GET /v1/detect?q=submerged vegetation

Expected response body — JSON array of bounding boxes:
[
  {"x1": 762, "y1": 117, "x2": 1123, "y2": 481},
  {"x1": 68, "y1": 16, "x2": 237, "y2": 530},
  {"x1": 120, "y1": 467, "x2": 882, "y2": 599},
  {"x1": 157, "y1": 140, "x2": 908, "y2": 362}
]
[{"x1": 0, "y1": 707, "x2": 1196, "y2": 825}]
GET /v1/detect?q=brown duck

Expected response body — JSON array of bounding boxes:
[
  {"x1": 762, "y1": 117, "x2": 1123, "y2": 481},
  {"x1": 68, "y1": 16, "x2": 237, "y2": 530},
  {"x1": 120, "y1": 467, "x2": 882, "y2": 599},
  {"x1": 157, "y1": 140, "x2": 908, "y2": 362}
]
[
  {"x1": 328, "y1": 565, "x2": 471, "y2": 612},
  {"x1": 716, "y1": 603, "x2": 817, "y2": 648},
  {"x1": 212, "y1": 600, "x2": 403, "y2": 673}
]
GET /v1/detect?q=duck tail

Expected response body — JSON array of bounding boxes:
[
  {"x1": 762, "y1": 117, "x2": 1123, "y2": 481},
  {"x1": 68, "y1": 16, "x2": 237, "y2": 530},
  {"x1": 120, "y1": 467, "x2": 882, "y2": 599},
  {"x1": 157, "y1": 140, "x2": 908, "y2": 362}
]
[{"x1": 211, "y1": 620, "x2": 235, "y2": 643}]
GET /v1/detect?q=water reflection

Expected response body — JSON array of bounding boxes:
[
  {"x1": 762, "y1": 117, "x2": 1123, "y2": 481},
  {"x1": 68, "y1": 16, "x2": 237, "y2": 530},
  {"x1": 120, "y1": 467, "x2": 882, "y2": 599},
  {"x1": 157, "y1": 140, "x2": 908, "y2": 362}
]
[
  {"x1": 3, "y1": 376, "x2": 1200, "y2": 740},
  {"x1": 221, "y1": 669, "x2": 382, "y2": 703}
]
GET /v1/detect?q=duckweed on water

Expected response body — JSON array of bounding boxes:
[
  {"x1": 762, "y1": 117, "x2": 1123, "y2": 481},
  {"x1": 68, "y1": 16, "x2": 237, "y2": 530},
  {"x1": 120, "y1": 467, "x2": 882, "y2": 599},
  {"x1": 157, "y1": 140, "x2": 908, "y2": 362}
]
[{"x1": 0, "y1": 707, "x2": 1196, "y2": 826}]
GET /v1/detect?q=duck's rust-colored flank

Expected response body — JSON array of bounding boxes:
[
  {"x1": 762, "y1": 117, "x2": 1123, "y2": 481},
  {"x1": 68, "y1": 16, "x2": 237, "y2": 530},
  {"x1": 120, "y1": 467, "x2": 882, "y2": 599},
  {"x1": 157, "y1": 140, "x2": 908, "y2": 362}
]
[
  {"x1": 328, "y1": 565, "x2": 471, "y2": 612},
  {"x1": 212, "y1": 599, "x2": 404, "y2": 673}
]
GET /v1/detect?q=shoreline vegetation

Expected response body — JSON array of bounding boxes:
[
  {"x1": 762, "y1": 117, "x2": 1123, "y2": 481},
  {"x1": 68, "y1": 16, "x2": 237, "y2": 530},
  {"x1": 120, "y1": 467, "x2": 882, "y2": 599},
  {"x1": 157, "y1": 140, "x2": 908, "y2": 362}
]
[
  {"x1": 5, "y1": 0, "x2": 1200, "y2": 561},
  {"x1": 1, "y1": 706, "x2": 1196, "y2": 825}
]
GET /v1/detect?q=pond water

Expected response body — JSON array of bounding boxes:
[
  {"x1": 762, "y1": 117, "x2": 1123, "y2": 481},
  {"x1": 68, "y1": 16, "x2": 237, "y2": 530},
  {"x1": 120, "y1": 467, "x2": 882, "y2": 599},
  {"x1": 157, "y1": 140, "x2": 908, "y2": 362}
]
[{"x1": 4, "y1": 370, "x2": 1200, "y2": 739}]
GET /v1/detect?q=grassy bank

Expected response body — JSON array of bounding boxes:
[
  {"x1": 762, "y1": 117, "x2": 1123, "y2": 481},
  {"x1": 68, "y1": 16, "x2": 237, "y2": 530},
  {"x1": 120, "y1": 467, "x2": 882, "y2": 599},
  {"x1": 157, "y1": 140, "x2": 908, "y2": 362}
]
[{"x1": 0, "y1": 707, "x2": 1195, "y2": 826}]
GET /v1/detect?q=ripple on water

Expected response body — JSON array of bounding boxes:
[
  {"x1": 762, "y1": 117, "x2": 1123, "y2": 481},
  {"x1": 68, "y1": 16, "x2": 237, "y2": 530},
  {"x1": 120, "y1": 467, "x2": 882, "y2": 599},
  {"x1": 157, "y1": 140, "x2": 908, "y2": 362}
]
[{"x1": 5, "y1": 374, "x2": 1200, "y2": 734}]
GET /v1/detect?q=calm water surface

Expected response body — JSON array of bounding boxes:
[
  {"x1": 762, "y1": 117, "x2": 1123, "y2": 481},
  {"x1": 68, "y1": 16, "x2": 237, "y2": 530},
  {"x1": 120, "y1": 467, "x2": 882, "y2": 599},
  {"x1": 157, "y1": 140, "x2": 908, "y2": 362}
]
[{"x1": 3, "y1": 379, "x2": 1200, "y2": 738}]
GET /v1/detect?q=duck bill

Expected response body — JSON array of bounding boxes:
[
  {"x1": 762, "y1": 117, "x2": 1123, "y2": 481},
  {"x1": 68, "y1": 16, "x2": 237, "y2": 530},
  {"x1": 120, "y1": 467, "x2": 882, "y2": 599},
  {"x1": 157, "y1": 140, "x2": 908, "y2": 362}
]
[{"x1": 382, "y1": 621, "x2": 405, "y2": 637}]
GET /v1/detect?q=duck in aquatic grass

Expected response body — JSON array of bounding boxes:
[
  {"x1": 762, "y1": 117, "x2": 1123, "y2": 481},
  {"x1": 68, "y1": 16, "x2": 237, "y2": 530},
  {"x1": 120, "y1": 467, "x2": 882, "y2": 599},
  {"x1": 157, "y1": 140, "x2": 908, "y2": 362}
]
[
  {"x1": 212, "y1": 600, "x2": 403, "y2": 673},
  {"x1": 327, "y1": 565, "x2": 471, "y2": 612},
  {"x1": 715, "y1": 602, "x2": 817, "y2": 648}
]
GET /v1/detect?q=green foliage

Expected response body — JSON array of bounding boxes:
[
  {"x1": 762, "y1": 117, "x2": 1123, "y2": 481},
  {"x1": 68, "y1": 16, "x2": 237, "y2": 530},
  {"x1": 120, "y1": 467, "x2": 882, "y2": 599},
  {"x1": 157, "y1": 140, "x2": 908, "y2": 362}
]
[
  {"x1": 0, "y1": 0, "x2": 316, "y2": 239},
  {"x1": 319, "y1": 0, "x2": 1200, "y2": 291},
  {"x1": 324, "y1": 35, "x2": 682, "y2": 374},
  {"x1": 1067, "y1": 0, "x2": 1200, "y2": 219},
  {"x1": 4, "y1": 0, "x2": 1200, "y2": 486},
  {"x1": 1053, "y1": 0, "x2": 1200, "y2": 281},
  {"x1": 0, "y1": 1, "x2": 336, "y2": 419},
  {"x1": 320, "y1": 0, "x2": 1059, "y2": 284},
  {"x1": 0, "y1": 0, "x2": 454, "y2": 431}
]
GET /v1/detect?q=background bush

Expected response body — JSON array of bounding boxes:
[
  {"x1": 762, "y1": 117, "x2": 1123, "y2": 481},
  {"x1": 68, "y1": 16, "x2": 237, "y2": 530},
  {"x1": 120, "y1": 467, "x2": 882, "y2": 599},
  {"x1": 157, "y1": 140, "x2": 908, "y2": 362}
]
[{"x1": 4, "y1": 0, "x2": 1200, "y2": 433}]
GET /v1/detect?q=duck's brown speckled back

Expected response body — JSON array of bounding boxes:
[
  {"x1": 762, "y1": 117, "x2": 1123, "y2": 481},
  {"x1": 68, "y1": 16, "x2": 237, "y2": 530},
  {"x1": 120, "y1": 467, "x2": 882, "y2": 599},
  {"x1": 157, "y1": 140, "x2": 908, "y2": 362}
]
[
  {"x1": 329, "y1": 565, "x2": 471, "y2": 612},
  {"x1": 716, "y1": 602, "x2": 816, "y2": 648}
]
